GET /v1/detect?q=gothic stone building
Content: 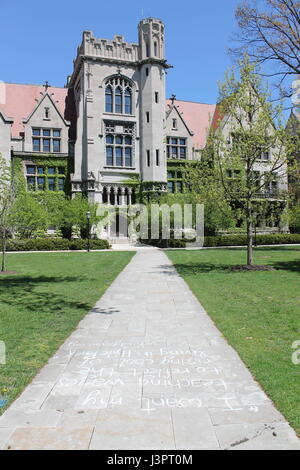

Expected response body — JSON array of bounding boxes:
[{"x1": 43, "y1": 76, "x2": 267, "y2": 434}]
[
  {"x1": 0, "y1": 17, "x2": 287, "y2": 231},
  {"x1": 0, "y1": 18, "x2": 216, "y2": 205}
]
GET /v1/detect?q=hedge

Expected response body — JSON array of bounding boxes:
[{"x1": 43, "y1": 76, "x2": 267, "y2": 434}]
[
  {"x1": 6, "y1": 238, "x2": 110, "y2": 251},
  {"x1": 143, "y1": 233, "x2": 300, "y2": 248}
]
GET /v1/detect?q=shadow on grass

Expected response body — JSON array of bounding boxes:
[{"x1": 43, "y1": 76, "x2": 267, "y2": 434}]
[
  {"x1": 159, "y1": 263, "x2": 232, "y2": 276},
  {"x1": 0, "y1": 275, "x2": 91, "y2": 313},
  {"x1": 270, "y1": 260, "x2": 300, "y2": 273},
  {"x1": 165, "y1": 259, "x2": 300, "y2": 275}
]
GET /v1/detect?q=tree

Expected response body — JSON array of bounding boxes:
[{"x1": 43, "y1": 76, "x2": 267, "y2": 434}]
[
  {"x1": 208, "y1": 57, "x2": 297, "y2": 265},
  {"x1": 182, "y1": 161, "x2": 236, "y2": 235},
  {"x1": 60, "y1": 195, "x2": 101, "y2": 238},
  {"x1": 0, "y1": 155, "x2": 14, "y2": 272},
  {"x1": 289, "y1": 201, "x2": 300, "y2": 231},
  {"x1": 10, "y1": 193, "x2": 48, "y2": 238},
  {"x1": 231, "y1": 0, "x2": 300, "y2": 98}
]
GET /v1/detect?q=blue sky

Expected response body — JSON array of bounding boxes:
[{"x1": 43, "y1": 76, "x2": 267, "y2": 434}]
[{"x1": 0, "y1": 0, "x2": 240, "y2": 104}]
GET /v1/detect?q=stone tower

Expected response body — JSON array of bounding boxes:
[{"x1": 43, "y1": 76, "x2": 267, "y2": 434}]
[{"x1": 138, "y1": 18, "x2": 167, "y2": 189}]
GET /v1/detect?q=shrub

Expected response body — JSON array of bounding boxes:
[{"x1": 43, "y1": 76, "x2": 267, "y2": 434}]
[
  {"x1": 144, "y1": 233, "x2": 300, "y2": 248},
  {"x1": 6, "y1": 238, "x2": 110, "y2": 251}
]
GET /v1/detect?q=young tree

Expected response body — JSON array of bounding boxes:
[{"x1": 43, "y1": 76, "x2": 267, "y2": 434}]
[
  {"x1": 231, "y1": 0, "x2": 300, "y2": 98},
  {"x1": 10, "y1": 193, "x2": 48, "y2": 238},
  {"x1": 210, "y1": 57, "x2": 297, "y2": 265},
  {"x1": 0, "y1": 155, "x2": 14, "y2": 272},
  {"x1": 182, "y1": 161, "x2": 236, "y2": 235},
  {"x1": 60, "y1": 195, "x2": 101, "y2": 238}
]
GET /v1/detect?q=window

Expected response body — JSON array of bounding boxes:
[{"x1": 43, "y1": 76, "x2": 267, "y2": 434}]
[
  {"x1": 32, "y1": 128, "x2": 62, "y2": 153},
  {"x1": 25, "y1": 165, "x2": 66, "y2": 192},
  {"x1": 27, "y1": 176, "x2": 35, "y2": 191},
  {"x1": 146, "y1": 68, "x2": 149, "y2": 77},
  {"x1": 125, "y1": 88, "x2": 132, "y2": 114},
  {"x1": 176, "y1": 181, "x2": 183, "y2": 192},
  {"x1": 258, "y1": 151, "x2": 270, "y2": 161},
  {"x1": 106, "y1": 146, "x2": 113, "y2": 165},
  {"x1": 115, "y1": 87, "x2": 122, "y2": 114},
  {"x1": 155, "y1": 92, "x2": 159, "y2": 103},
  {"x1": 53, "y1": 139, "x2": 60, "y2": 153},
  {"x1": 26, "y1": 165, "x2": 35, "y2": 174},
  {"x1": 172, "y1": 119, "x2": 177, "y2": 129},
  {"x1": 104, "y1": 76, "x2": 133, "y2": 114},
  {"x1": 167, "y1": 169, "x2": 184, "y2": 193},
  {"x1": 105, "y1": 126, "x2": 134, "y2": 167},
  {"x1": 43, "y1": 139, "x2": 50, "y2": 152},
  {"x1": 154, "y1": 42, "x2": 158, "y2": 56},
  {"x1": 156, "y1": 149, "x2": 160, "y2": 166},
  {"x1": 146, "y1": 43, "x2": 150, "y2": 57},
  {"x1": 58, "y1": 178, "x2": 65, "y2": 191},
  {"x1": 168, "y1": 181, "x2": 175, "y2": 193},
  {"x1": 116, "y1": 147, "x2": 123, "y2": 166},
  {"x1": 125, "y1": 147, "x2": 132, "y2": 166},
  {"x1": 37, "y1": 177, "x2": 45, "y2": 190},
  {"x1": 48, "y1": 178, "x2": 55, "y2": 191},
  {"x1": 44, "y1": 107, "x2": 50, "y2": 119},
  {"x1": 146, "y1": 112, "x2": 150, "y2": 123},
  {"x1": 147, "y1": 150, "x2": 150, "y2": 167},
  {"x1": 105, "y1": 86, "x2": 113, "y2": 113},
  {"x1": 166, "y1": 137, "x2": 187, "y2": 160},
  {"x1": 32, "y1": 138, "x2": 40, "y2": 152}
]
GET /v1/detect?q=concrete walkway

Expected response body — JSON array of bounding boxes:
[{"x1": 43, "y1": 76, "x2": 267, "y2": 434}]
[{"x1": 0, "y1": 250, "x2": 299, "y2": 450}]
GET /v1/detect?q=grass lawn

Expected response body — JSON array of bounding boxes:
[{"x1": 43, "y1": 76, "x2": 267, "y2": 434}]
[
  {"x1": 0, "y1": 251, "x2": 134, "y2": 414},
  {"x1": 167, "y1": 247, "x2": 300, "y2": 436}
]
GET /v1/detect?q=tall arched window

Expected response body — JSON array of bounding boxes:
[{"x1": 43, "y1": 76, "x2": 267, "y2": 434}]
[
  {"x1": 104, "y1": 76, "x2": 133, "y2": 115},
  {"x1": 115, "y1": 87, "x2": 122, "y2": 114},
  {"x1": 125, "y1": 88, "x2": 132, "y2": 114},
  {"x1": 105, "y1": 86, "x2": 113, "y2": 113}
]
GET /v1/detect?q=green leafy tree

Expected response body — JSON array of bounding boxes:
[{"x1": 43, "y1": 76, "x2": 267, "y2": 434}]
[
  {"x1": 0, "y1": 155, "x2": 14, "y2": 271},
  {"x1": 209, "y1": 56, "x2": 297, "y2": 265},
  {"x1": 60, "y1": 195, "x2": 101, "y2": 238},
  {"x1": 289, "y1": 201, "x2": 300, "y2": 232},
  {"x1": 182, "y1": 160, "x2": 236, "y2": 235},
  {"x1": 10, "y1": 193, "x2": 48, "y2": 238}
]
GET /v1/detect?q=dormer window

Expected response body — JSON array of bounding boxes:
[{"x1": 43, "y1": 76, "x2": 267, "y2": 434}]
[{"x1": 32, "y1": 128, "x2": 61, "y2": 153}]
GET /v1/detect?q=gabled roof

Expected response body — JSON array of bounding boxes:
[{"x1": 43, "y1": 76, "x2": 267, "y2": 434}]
[
  {"x1": 166, "y1": 99, "x2": 216, "y2": 149},
  {"x1": 166, "y1": 103, "x2": 194, "y2": 137},
  {"x1": 0, "y1": 83, "x2": 68, "y2": 138}
]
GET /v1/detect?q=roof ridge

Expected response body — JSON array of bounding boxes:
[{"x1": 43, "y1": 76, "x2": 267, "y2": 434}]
[
  {"x1": 166, "y1": 98, "x2": 215, "y2": 106},
  {"x1": 3, "y1": 81, "x2": 66, "y2": 89}
]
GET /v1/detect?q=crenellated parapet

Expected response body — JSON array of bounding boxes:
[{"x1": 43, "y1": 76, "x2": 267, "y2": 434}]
[{"x1": 72, "y1": 31, "x2": 139, "y2": 71}]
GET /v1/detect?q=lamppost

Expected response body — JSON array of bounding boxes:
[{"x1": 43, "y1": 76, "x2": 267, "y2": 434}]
[{"x1": 86, "y1": 211, "x2": 91, "y2": 252}]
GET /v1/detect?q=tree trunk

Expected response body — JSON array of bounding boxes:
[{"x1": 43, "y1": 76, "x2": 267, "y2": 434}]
[
  {"x1": 1, "y1": 228, "x2": 6, "y2": 273},
  {"x1": 247, "y1": 200, "x2": 253, "y2": 266}
]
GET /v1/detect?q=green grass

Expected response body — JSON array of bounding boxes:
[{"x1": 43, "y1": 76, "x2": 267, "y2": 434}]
[
  {"x1": 0, "y1": 251, "x2": 134, "y2": 413},
  {"x1": 167, "y1": 247, "x2": 300, "y2": 436}
]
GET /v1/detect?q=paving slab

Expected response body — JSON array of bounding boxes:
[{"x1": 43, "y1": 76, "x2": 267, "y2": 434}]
[{"x1": 1, "y1": 250, "x2": 299, "y2": 450}]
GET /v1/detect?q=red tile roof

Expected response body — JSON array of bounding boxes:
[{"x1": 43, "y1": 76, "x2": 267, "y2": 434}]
[
  {"x1": 0, "y1": 83, "x2": 68, "y2": 138},
  {"x1": 0, "y1": 83, "x2": 217, "y2": 148},
  {"x1": 166, "y1": 99, "x2": 216, "y2": 149}
]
